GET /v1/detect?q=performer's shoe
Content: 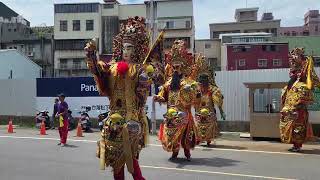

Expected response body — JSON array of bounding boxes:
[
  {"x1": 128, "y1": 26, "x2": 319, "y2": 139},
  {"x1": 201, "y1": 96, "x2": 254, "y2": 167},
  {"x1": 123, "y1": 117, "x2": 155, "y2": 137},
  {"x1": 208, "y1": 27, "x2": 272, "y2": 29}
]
[
  {"x1": 186, "y1": 157, "x2": 191, "y2": 162},
  {"x1": 206, "y1": 142, "x2": 211, "y2": 147},
  {"x1": 57, "y1": 143, "x2": 61, "y2": 146},
  {"x1": 288, "y1": 147, "x2": 301, "y2": 152},
  {"x1": 61, "y1": 143, "x2": 66, "y2": 147}
]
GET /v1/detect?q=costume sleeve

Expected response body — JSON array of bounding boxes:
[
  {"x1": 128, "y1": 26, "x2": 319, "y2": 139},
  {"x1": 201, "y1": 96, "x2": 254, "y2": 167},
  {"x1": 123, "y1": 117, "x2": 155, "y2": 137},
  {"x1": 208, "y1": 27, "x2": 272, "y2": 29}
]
[
  {"x1": 157, "y1": 83, "x2": 168, "y2": 102},
  {"x1": 211, "y1": 85, "x2": 224, "y2": 108}
]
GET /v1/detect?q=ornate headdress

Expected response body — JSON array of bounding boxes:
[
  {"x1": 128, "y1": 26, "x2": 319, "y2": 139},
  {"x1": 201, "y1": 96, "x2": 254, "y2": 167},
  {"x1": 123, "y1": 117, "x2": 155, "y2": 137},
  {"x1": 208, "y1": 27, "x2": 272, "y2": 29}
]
[
  {"x1": 165, "y1": 40, "x2": 194, "y2": 77},
  {"x1": 112, "y1": 16, "x2": 150, "y2": 63},
  {"x1": 194, "y1": 54, "x2": 216, "y2": 85},
  {"x1": 288, "y1": 48, "x2": 307, "y2": 79}
]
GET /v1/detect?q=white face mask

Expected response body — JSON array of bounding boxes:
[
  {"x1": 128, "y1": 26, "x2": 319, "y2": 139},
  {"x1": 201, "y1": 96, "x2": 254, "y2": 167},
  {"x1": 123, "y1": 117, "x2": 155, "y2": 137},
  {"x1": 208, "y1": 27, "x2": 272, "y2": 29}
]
[{"x1": 122, "y1": 43, "x2": 134, "y2": 62}]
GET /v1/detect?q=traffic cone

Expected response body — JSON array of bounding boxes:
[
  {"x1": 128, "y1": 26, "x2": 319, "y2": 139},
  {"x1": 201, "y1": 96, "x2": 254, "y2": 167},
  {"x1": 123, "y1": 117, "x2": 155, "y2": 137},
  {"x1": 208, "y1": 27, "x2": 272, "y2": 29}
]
[
  {"x1": 40, "y1": 120, "x2": 47, "y2": 135},
  {"x1": 76, "y1": 120, "x2": 83, "y2": 137},
  {"x1": 7, "y1": 119, "x2": 14, "y2": 134}
]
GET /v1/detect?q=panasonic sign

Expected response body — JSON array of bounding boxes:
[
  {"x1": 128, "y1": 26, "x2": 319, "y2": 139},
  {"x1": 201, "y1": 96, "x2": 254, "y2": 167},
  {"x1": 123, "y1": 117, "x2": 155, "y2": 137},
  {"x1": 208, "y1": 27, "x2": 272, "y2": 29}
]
[{"x1": 81, "y1": 83, "x2": 98, "y2": 92}]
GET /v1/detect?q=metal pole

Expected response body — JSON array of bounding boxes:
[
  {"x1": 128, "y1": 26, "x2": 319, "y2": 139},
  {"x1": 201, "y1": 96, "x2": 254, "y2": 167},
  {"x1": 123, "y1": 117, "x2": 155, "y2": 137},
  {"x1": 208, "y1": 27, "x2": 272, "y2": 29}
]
[{"x1": 149, "y1": 0, "x2": 157, "y2": 135}]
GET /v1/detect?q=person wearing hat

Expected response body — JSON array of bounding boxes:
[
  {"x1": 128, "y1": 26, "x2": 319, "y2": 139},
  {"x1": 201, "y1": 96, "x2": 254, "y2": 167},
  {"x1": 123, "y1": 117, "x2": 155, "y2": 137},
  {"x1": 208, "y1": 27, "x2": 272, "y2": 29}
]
[{"x1": 56, "y1": 93, "x2": 69, "y2": 147}]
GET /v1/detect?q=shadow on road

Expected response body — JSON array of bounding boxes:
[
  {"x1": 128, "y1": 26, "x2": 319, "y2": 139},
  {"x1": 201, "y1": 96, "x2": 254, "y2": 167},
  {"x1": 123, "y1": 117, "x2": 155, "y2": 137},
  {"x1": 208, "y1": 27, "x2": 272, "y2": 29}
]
[
  {"x1": 300, "y1": 149, "x2": 320, "y2": 155},
  {"x1": 200, "y1": 144, "x2": 247, "y2": 150},
  {"x1": 171, "y1": 157, "x2": 241, "y2": 168},
  {"x1": 63, "y1": 144, "x2": 79, "y2": 148}
]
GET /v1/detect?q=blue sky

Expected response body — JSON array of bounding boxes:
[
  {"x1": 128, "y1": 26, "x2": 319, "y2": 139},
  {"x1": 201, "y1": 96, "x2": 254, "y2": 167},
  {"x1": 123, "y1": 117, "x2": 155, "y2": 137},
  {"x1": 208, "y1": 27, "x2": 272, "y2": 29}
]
[{"x1": 2, "y1": 0, "x2": 320, "y2": 39}]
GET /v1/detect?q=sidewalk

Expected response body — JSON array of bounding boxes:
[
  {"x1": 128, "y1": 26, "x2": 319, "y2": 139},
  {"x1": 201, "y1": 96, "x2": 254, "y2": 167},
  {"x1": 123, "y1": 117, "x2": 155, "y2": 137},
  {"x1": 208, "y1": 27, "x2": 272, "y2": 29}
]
[{"x1": 1, "y1": 128, "x2": 319, "y2": 155}]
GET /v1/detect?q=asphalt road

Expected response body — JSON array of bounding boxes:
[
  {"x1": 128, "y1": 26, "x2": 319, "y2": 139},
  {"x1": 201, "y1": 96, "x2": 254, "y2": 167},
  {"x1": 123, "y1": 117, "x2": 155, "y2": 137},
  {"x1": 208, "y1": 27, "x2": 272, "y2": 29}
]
[{"x1": 0, "y1": 134, "x2": 320, "y2": 180}]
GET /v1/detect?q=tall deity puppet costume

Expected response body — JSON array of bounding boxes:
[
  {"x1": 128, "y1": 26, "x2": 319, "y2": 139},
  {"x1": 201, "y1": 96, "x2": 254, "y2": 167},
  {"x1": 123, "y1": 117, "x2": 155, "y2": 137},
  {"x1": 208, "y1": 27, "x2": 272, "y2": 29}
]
[
  {"x1": 280, "y1": 48, "x2": 320, "y2": 152},
  {"x1": 85, "y1": 17, "x2": 164, "y2": 180},
  {"x1": 193, "y1": 55, "x2": 226, "y2": 147},
  {"x1": 155, "y1": 40, "x2": 200, "y2": 161}
]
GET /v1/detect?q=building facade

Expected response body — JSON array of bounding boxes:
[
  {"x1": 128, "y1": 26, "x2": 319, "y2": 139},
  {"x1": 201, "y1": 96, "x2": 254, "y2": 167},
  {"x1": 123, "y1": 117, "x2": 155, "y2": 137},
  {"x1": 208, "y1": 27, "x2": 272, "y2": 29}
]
[
  {"x1": 220, "y1": 33, "x2": 289, "y2": 71},
  {"x1": 146, "y1": 0, "x2": 195, "y2": 53},
  {"x1": 195, "y1": 39, "x2": 221, "y2": 71},
  {"x1": 53, "y1": 1, "x2": 147, "y2": 77},
  {"x1": 0, "y1": 2, "x2": 54, "y2": 77},
  {"x1": 210, "y1": 8, "x2": 281, "y2": 39},
  {"x1": 280, "y1": 10, "x2": 320, "y2": 37}
]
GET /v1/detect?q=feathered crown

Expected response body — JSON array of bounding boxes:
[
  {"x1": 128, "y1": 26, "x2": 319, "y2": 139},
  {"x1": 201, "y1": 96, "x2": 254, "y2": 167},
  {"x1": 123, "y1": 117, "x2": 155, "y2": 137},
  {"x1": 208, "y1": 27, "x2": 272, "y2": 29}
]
[{"x1": 112, "y1": 16, "x2": 150, "y2": 63}]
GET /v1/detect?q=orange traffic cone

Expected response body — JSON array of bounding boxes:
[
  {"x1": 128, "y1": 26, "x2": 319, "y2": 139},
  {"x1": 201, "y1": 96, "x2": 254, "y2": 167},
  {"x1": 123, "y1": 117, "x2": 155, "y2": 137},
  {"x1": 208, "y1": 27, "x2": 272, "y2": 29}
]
[
  {"x1": 158, "y1": 123, "x2": 164, "y2": 141},
  {"x1": 76, "y1": 120, "x2": 83, "y2": 137},
  {"x1": 7, "y1": 119, "x2": 14, "y2": 134},
  {"x1": 40, "y1": 120, "x2": 47, "y2": 135}
]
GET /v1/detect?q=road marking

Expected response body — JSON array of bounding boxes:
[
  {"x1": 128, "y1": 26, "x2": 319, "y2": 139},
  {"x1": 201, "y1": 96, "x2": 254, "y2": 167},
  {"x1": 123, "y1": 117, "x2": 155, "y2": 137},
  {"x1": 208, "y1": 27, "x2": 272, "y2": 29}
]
[
  {"x1": 147, "y1": 143, "x2": 319, "y2": 156},
  {"x1": 0, "y1": 135, "x2": 319, "y2": 157},
  {"x1": 141, "y1": 165, "x2": 297, "y2": 180}
]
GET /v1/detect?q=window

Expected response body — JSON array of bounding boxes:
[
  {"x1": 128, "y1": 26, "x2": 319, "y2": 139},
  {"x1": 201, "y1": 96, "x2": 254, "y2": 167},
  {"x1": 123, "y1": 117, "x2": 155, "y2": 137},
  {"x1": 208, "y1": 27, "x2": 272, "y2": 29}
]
[
  {"x1": 55, "y1": 39, "x2": 87, "y2": 50},
  {"x1": 273, "y1": 59, "x2": 282, "y2": 67},
  {"x1": 233, "y1": 45, "x2": 250, "y2": 52},
  {"x1": 303, "y1": 31, "x2": 309, "y2": 36},
  {"x1": 258, "y1": 59, "x2": 268, "y2": 67},
  {"x1": 86, "y1": 20, "x2": 94, "y2": 31},
  {"x1": 262, "y1": 45, "x2": 279, "y2": 52},
  {"x1": 238, "y1": 59, "x2": 246, "y2": 67},
  {"x1": 253, "y1": 88, "x2": 281, "y2": 113},
  {"x1": 103, "y1": 4, "x2": 114, "y2": 9},
  {"x1": 60, "y1": 20, "x2": 68, "y2": 31},
  {"x1": 73, "y1": 59, "x2": 82, "y2": 69},
  {"x1": 314, "y1": 57, "x2": 320, "y2": 67},
  {"x1": 55, "y1": 3, "x2": 99, "y2": 13},
  {"x1": 166, "y1": 21, "x2": 174, "y2": 29},
  {"x1": 316, "y1": 25, "x2": 319, "y2": 32},
  {"x1": 73, "y1": 20, "x2": 80, "y2": 31},
  {"x1": 8, "y1": 28, "x2": 11, "y2": 32},
  {"x1": 292, "y1": 31, "x2": 297, "y2": 36},
  {"x1": 60, "y1": 59, "x2": 68, "y2": 69},
  {"x1": 186, "y1": 21, "x2": 191, "y2": 29},
  {"x1": 205, "y1": 43, "x2": 211, "y2": 49},
  {"x1": 14, "y1": 29, "x2": 17, "y2": 32}
]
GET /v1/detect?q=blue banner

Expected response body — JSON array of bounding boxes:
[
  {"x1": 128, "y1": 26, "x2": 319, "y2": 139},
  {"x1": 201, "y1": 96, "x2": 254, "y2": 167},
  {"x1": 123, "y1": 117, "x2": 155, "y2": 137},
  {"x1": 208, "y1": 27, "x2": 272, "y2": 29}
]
[{"x1": 36, "y1": 77, "x2": 99, "y2": 97}]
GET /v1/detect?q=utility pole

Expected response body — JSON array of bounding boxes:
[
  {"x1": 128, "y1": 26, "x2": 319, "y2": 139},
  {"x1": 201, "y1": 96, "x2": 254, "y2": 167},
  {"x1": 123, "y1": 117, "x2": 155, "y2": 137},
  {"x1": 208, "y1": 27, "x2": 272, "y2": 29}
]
[{"x1": 149, "y1": 0, "x2": 157, "y2": 135}]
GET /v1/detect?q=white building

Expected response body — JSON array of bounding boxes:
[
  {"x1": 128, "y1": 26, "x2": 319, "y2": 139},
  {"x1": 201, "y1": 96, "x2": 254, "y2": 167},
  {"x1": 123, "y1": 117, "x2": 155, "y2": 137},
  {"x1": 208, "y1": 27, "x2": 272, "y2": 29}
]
[
  {"x1": 195, "y1": 39, "x2": 221, "y2": 71},
  {"x1": 0, "y1": 49, "x2": 42, "y2": 79},
  {"x1": 53, "y1": 1, "x2": 146, "y2": 77},
  {"x1": 146, "y1": 0, "x2": 195, "y2": 53}
]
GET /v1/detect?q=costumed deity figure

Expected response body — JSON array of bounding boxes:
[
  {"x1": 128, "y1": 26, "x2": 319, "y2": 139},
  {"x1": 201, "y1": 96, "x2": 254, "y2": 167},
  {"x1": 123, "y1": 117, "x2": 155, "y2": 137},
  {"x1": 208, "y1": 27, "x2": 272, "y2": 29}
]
[
  {"x1": 280, "y1": 48, "x2": 320, "y2": 152},
  {"x1": 85, "y1": 17, "x2": 164, "y2": 180},
  {"x1": 154, "y1": 40, "x2": 199, "y2": 161},
  {"x1": 193, "y1": 55, "x2": 226, "y2": 147}
]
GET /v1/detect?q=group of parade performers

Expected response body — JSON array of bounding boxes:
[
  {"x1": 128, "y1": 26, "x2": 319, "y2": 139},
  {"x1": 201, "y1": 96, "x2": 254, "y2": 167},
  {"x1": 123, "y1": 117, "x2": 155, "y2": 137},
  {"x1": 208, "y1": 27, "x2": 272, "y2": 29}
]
[{"x1": 84, "y1": 17, "x2": 319, "y2": 180}]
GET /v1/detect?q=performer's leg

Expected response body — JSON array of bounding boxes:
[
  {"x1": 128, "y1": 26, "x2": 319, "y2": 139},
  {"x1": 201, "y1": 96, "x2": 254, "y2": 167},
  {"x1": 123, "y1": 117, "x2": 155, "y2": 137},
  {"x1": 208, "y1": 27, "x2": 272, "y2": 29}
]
[
  {"x1": 58, "y1": 127, "x2": 63, "y2": 145},
  {"x1": 113, "y1": 166, "x2": 125, "y2": 180},
  {"x1": 132, "y1": 159, "x2": 145, "y2": 180},
  {"x1": 171, "y1": 150, "x2": 179, "y2": 159},
  {"x1": 61, "y1": 121, "x2": 69, "y2": 144},
  {"x1": 184, "y1": 148, "x2": 191, "y2": 161},
  {"x1": 207, "y1": 140, "x2": 211, "y2": 147}
]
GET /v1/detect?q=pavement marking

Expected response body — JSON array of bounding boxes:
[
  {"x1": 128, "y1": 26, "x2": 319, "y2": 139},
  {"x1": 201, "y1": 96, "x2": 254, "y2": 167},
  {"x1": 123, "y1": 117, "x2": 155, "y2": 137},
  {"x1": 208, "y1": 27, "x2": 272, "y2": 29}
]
[
  {"x1": 0, "y1": 135, "x2": 319, "y2": 157},
  {"x1": 141, "y1": 165, "x2": 297, "y2": 180}
]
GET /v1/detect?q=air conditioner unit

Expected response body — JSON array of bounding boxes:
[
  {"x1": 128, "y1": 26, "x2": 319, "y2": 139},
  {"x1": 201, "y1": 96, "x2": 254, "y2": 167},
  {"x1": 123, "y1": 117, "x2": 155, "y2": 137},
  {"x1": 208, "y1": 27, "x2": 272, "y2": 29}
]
[{"x1": 27, "y1": 52, "x2": 34, "y2": 57}]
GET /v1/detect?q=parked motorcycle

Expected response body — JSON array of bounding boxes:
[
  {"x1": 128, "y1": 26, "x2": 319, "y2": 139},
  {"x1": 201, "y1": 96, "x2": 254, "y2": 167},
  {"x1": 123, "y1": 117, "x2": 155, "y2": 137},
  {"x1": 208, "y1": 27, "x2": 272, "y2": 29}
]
[
  {"x1": 79, "y1": 107, "x2": 92, "y2": 133},
  {"x1": 98, "y1": 111, "x2": 109, "y2": 131},
  {"x1": 35, "y1": 111, "x2": 51, "y2": 130}
]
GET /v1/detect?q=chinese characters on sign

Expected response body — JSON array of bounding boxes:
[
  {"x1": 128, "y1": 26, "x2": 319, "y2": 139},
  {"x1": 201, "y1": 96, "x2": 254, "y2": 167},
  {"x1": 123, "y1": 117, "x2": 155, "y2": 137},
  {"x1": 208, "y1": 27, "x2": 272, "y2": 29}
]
[{"x1": 308, "y1": 88, "x2": 320, "y2": 111}]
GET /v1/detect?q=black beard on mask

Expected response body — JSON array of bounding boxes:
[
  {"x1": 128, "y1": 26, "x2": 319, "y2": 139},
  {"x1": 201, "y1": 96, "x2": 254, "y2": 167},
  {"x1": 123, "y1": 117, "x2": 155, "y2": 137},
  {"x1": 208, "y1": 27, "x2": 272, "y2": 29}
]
[
  {"x1": 199, "y1": 74, "x2": 209, "y2": 88},
  {"x1": 170, "y1": 71, "x2": 182, "y2": 91}
]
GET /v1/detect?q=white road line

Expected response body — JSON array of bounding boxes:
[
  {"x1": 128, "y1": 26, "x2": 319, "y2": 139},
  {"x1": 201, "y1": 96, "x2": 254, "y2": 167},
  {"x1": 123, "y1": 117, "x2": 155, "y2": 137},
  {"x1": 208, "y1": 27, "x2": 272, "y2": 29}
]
[
  {"x1": 0, "y1": 135, "x2": 319, "y2": 157},
  {"x1": 141, "y1": 165, "x2": 297, "y2": 180}
]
